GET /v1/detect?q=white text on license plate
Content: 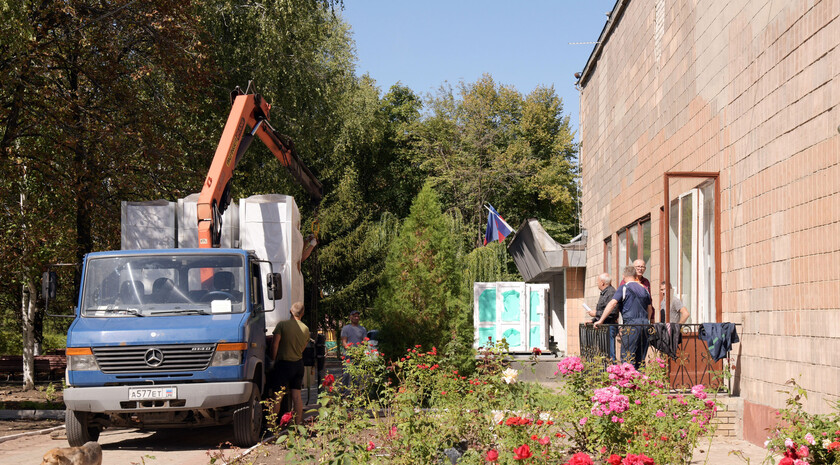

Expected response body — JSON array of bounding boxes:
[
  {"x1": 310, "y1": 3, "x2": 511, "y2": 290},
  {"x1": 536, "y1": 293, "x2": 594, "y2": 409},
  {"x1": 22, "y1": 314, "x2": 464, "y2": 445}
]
[{"x1": 128, "y1": 387, "x2": 177, "y2": 400}]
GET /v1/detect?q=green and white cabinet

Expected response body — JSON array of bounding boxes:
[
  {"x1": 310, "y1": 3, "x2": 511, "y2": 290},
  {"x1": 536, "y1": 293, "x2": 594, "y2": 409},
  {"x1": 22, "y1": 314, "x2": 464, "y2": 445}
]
[{"x1": 474, "y1": 282, "x2": 549, "y2": 353}]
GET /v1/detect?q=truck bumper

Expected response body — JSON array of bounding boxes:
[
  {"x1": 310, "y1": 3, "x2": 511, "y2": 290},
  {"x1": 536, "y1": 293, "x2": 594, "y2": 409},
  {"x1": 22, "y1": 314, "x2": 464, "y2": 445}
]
[{"x1": 64, "y1": 382, "x2": 254, "y2": 413}]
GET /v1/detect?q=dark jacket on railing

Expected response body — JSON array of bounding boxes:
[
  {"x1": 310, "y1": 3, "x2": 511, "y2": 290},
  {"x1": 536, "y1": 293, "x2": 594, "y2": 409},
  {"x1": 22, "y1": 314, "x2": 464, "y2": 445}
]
[
  {"x1": 699, "y1": 323, "x2": 740, "y2": 361},
  {"x1": 648, "y1": 323, "x2": 681, "y2": 360}
]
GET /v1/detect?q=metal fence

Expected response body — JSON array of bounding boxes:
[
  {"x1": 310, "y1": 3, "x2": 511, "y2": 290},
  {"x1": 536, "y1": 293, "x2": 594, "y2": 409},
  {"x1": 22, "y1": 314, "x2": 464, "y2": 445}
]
[{"x1": 579, "y1": 323, "x2": 738, "y2": 393}]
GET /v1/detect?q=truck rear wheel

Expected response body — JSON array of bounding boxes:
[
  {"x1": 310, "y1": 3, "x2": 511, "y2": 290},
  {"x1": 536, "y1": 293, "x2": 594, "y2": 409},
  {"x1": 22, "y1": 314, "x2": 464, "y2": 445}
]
[
  {"x1": 66, "y1": 408, "x2": 100, "y2": 447},
  {"x1": 233, "y1": 383, "x2": 262, "y2": 447}
]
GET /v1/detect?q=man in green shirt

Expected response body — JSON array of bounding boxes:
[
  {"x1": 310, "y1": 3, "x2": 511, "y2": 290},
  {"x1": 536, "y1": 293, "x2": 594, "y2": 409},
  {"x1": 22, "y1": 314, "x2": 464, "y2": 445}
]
[{"x1": 269, "y1": 301, "x2": 310, "y2": 425}]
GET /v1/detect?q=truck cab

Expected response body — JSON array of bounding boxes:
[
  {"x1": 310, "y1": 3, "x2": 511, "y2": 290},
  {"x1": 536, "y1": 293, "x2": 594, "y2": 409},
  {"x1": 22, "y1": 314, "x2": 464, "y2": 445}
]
[{"x1": 62, "y1": 248, "x2": 276, "y2": 446}]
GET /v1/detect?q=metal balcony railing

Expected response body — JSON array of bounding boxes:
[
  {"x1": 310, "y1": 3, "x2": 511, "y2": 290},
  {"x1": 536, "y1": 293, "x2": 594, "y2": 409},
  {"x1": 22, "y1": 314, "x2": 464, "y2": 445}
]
[{"x1": 579, "y1": 323, "x2": 739, "y2": 393}]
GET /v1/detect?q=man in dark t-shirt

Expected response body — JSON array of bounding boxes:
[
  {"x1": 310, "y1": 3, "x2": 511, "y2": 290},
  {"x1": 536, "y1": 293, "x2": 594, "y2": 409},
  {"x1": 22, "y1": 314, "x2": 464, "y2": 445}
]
[
  {"x1": 594, "y1": 266, "x2": 654, "y2": 368},
  {"x1": 588, "y1": 273, "x2": 618, "y2": 360}
]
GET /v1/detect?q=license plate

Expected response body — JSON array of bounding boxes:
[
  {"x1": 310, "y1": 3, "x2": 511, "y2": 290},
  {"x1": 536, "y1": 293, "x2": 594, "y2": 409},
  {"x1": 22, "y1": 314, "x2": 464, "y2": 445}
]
[{"x1": 128, "y1": 387, "x2": 177, "y2": 400}]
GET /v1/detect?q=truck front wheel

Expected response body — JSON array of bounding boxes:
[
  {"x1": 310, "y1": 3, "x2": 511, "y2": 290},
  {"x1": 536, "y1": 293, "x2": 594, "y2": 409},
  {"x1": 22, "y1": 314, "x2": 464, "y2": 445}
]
[
  {"x1": 233, "y1": 383, "x2": 262, "y2": 447},
  {"x1": 66, "y1": 409, "x2": 101, "y2": 447}
]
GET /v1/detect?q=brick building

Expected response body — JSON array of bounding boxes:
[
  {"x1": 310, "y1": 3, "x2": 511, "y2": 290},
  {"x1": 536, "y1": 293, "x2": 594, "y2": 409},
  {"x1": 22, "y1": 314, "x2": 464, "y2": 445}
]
[{"x1": 576, "y1": 0, "x2": 839, "y2": 445}]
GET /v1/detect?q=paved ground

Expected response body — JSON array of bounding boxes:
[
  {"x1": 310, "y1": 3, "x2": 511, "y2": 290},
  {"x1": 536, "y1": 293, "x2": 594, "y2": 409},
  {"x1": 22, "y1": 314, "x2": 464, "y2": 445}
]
[
  {"x1": 0, "y1": 424, "x2": 236, "y2": 465},
  {"x1": 691, "y1": 436, "x2": 772, "y2": 464}
]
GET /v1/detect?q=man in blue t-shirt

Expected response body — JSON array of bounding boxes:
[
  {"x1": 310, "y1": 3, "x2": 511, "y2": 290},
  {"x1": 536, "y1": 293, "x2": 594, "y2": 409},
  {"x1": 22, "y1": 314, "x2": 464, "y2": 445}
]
[{"x1": 594, "y1": 265, "x2": 654, "y2": 368}]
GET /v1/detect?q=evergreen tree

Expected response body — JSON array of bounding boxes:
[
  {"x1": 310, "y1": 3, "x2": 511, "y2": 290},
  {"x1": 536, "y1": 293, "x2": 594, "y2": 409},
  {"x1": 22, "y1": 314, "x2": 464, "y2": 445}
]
[{"x1": 373, "y1": 182, "x2": 469, "y2": 359}]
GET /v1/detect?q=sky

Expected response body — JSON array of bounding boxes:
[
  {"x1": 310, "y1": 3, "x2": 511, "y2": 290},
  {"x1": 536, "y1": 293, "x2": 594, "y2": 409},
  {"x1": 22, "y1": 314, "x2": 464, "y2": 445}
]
[{"x1": 339, "y1": 0, "x2": 617, "y2": 141}]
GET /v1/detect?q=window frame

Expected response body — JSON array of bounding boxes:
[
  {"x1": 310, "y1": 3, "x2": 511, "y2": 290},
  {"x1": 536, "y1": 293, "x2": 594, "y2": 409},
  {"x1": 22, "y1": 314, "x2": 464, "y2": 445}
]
[{"x1": 616, "y1": 215, "x2": 652, "y2": 281}]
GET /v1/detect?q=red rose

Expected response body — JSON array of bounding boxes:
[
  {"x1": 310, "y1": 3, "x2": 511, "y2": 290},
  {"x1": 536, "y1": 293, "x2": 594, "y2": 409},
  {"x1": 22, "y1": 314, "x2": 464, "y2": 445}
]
[
  {"x1": 366, "y1": 441, "x2": 375, "y2": 451},
  {"x1": 279, "y1": 412, "x2": 293, "y2": 426},
  {"x1": 777, "y1": 458, "x2": 794, "y2": 465},
  {"x1": 622, "y1": 453, "x2": 655, "y2": 465},
  {"x1": 829, "y1": 442, "x2": 840, "y2": 451},
  {"x1": 608, "y1": 454, "x2": 622, "y2": 465},
  {"x1": 513, "y1": 444, "x2": 533, "y2": 460},
  {"x1": 486, "y1": 449, "x2": 499, "y2": 462},
  {"x1": 568, "y1": 452, "x2": 593, "y2": 465}
]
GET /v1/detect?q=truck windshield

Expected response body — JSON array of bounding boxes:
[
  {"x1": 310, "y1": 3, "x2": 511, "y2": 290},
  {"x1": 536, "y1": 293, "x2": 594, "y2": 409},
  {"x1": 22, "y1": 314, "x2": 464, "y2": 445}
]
[{"x1": 80, "y1": 254, "x2": 246, "y2": 317}]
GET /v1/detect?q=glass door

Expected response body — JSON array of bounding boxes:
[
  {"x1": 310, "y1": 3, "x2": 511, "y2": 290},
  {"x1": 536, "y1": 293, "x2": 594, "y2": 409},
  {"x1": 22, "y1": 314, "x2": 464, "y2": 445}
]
[{"x1": 668, "y1": 181, "x2": 716, "y2": 324}]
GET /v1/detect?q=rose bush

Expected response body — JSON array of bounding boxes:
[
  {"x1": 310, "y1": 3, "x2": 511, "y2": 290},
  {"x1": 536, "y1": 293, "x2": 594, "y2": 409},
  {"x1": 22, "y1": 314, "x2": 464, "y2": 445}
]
[
  {"x1": 275, "y1": 341, "x2": 719, "y2": 464},
  {"x1": 551, "y1": 356, "x2": 717, "y2": 465},
  {"x1": 764, "y1": 378, "x2": 840, "y2": 465}
]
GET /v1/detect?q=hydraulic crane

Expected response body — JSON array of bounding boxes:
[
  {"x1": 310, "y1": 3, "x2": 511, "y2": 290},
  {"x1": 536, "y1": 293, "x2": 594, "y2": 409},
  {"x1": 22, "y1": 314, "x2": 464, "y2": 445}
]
[{"x1": 196, "y1": 87, "x2": 322, "y2": 248}]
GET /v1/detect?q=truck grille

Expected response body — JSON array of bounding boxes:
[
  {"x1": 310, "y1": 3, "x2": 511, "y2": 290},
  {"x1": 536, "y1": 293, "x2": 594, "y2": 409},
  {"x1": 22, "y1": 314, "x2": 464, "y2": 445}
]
[{"x1": 93, "y1": 344, "x2": 215, "y2": 374}]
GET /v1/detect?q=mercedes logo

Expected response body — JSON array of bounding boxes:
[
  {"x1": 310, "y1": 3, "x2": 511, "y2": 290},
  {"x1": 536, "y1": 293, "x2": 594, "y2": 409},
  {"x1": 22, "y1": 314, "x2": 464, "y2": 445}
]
[{"x1": 144, "y1": 348, "x2": 164, "y2": 367}]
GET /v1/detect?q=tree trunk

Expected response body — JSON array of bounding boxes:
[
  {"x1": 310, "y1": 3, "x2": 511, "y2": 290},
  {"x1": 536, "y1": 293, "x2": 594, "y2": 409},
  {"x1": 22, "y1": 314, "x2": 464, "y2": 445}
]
[{"x1": 21, "y1": 280, "x2": 37, "y2": 390}]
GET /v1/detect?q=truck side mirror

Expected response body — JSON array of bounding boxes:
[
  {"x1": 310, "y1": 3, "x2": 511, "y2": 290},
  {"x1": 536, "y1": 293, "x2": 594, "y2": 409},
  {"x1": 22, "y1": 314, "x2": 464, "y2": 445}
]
[
  {"x1": 266, "y1": 273, "x2": 282, "y2": 300},
  {"x1": 42, "y1": 271, "x2": 58, "y2": 302}
]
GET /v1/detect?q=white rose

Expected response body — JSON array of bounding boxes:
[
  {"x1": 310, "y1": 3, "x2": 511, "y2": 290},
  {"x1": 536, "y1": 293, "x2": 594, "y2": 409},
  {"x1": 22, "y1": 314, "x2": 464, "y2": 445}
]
[{"x1": 502, "y1": 368, "x2": 519, "y2": 384}]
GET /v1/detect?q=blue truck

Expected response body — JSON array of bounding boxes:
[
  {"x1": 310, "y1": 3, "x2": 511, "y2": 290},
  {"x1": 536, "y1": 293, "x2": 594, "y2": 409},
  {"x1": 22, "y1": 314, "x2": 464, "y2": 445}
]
[
  {"x1": 44, "y1": 90, "x2": 322, "y2": 447},
  {"x1": 60, "y1": 248, "x2": 277, "y2": 446}
]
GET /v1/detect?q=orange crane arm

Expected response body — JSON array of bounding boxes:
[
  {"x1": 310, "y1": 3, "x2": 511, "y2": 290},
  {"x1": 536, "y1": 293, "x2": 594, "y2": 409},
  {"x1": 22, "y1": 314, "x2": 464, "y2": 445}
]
[{"x1": 197, "y1": 90, "x2": 322, "y2": 248}]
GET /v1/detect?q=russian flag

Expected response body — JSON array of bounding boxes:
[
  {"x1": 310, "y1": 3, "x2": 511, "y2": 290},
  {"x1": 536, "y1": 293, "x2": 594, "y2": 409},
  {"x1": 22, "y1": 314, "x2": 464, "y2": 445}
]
[{"x1": 483, "y1": 204, "x2": 513, "y2": 245}]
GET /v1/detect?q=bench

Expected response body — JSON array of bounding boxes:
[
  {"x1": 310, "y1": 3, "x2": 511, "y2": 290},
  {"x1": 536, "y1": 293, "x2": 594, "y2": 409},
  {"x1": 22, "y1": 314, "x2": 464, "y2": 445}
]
[{"x1": 0, "y1": 353, "x2": 67, "y2": 381}]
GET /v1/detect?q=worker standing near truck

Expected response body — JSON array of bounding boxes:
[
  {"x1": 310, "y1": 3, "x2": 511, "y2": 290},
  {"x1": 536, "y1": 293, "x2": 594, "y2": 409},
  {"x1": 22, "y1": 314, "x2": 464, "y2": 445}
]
[
  {"x1": 341, "y1": 310, "x2": 366, "y2": 346},
  {"x1": 269, "y1": 301, "x2": 309, "y2": 425}
]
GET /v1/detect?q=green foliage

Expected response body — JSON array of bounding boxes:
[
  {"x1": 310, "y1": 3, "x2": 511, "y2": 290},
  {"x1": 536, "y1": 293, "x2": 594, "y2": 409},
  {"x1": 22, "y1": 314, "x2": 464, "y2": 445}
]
[
  {"x1": 415, "y1": 75, "x2": 580, "y2": 246},
  {"x1": 372, "y1": 182, "x2": 468, "y2": 360},
  {"x1": 0, "y1": 0, "x2": 580, "y2": 368},
  {"x1": 281, "y1": 344, "x2": 721, "y2": 464}
]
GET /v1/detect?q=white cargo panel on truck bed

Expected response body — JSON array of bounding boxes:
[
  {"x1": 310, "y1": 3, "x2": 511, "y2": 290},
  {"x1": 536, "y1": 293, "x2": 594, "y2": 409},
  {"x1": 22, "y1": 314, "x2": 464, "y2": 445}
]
[
  {"x1": 121, "y1": 200, "x2": 177, "y2": 250},
  {"x1": 238, "y1": 194, "x2": 304, "y2": 332},
  {"x1": 120, "y1": 194, "x2": 304, "y2": 333}
]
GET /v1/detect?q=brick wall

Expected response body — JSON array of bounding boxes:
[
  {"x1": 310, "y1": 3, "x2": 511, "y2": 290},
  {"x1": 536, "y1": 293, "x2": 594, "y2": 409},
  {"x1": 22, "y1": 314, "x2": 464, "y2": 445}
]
[{"x1": 578, "y1": 0, "x2": 840, "y2": 444}]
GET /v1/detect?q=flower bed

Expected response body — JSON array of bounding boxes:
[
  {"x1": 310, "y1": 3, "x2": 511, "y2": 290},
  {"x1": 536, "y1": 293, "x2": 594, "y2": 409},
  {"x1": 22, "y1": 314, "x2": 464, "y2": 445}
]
[
  {"x1": 264, "y1": 339, "x2": 728, "y2": 464},
  {"x1": 763, "y1": 379, "x2": 840, "y2": 465}
]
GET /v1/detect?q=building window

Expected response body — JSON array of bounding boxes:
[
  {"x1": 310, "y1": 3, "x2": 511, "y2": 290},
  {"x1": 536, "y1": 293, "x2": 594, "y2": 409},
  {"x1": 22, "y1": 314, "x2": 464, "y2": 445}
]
[
  {"x1": 604, "y1": 237, "x2": 612, "y2": 276},
  {"x1": 668, "y1": 181, "x2": 716, "y2": 323},
  {"x1": 617, "y1": 217, "x2": 652, "y2": 281}
]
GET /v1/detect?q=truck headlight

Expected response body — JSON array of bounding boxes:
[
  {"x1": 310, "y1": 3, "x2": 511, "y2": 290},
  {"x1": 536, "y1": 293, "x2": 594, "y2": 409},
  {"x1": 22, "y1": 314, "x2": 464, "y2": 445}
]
[
  {"x1": 66, "y1": 347, "x2": 99, "y2": 371},
  {"x1": 211, "y1": 342, "x2": 246, "y2": 366}
]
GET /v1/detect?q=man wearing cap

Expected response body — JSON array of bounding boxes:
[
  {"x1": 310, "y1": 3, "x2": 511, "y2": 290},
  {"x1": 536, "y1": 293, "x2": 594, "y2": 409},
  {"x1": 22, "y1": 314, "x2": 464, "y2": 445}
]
[{"x1": 341, "y1": 310, "x2": 367, "y2": 346}]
